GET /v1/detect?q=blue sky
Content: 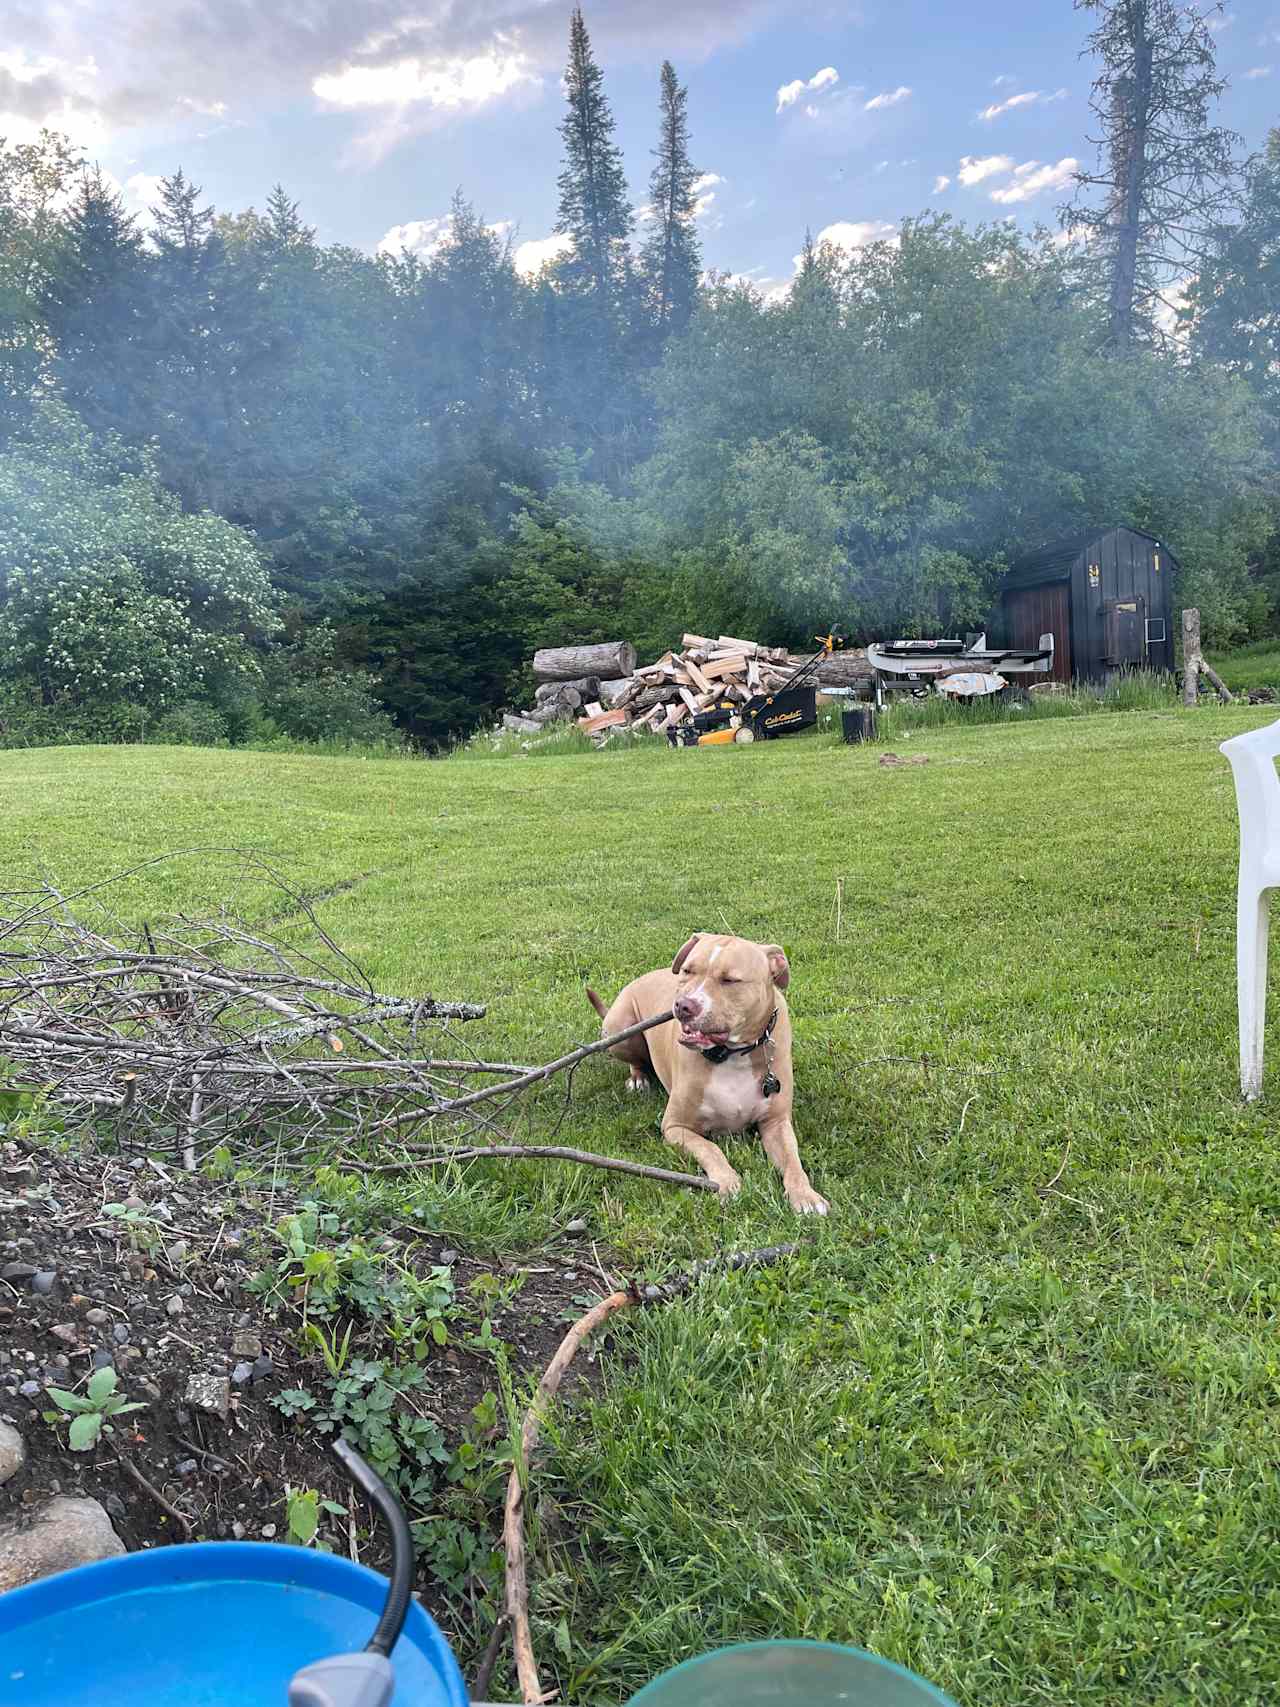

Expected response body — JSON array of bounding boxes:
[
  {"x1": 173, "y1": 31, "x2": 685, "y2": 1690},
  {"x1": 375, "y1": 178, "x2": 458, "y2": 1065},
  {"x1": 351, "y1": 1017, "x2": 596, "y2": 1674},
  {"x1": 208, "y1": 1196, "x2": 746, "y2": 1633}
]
[{"x1": 5, "y1": 2, "x2": 1277, "y2": 288}]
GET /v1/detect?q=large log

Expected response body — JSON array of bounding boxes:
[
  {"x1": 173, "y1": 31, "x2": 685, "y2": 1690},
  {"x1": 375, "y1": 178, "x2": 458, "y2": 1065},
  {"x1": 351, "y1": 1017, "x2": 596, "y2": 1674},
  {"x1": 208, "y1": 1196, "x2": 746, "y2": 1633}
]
[
  {"x1": 535, "y1": 676, "x2": 598, "y2": 703},
  {"x1": 786, "y1": 651, "x2": 873, "y2": 687},
  {"x1": 533, "y1": 642, "x2": 636, "y2": 683}
]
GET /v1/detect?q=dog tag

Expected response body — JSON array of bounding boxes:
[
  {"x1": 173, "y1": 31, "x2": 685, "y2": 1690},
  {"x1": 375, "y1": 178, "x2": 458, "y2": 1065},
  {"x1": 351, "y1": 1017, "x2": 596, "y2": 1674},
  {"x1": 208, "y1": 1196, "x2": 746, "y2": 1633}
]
[{"x1": 762, "y1": 1070, "x2": 781, "y2": 1098}]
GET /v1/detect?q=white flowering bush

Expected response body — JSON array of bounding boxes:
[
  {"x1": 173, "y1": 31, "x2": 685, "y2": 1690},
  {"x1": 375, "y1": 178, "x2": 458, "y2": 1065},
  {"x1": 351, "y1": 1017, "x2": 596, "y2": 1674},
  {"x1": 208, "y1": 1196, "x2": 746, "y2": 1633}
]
[{"x1": 0, "y1": 405, "x2": 281, "y2": 723}]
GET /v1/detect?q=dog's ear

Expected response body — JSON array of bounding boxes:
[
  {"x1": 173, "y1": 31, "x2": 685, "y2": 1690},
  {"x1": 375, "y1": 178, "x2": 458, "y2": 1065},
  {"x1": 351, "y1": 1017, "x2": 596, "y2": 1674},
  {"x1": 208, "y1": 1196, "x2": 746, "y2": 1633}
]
[
  {"x1": 759, "y1": 944, "x2": 790, "y2": 989},
  {"x1": 671, "y1": 934, "x2": 701, "y2": 974}
]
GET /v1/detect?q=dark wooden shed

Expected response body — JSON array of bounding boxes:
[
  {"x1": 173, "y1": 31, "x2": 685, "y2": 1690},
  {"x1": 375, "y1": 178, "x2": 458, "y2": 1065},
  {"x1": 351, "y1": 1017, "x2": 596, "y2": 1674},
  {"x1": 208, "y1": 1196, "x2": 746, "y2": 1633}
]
[{"x1": 995, "y1": 526, "x2": 1177, "y2": 685}]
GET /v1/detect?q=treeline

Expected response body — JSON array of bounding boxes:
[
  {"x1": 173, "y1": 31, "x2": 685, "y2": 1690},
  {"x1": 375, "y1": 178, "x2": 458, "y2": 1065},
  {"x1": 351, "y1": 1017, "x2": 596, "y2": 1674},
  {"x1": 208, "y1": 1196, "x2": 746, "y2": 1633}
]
[{"x1": 1, "y1": 3, "x2": 1278, "y2": 749}]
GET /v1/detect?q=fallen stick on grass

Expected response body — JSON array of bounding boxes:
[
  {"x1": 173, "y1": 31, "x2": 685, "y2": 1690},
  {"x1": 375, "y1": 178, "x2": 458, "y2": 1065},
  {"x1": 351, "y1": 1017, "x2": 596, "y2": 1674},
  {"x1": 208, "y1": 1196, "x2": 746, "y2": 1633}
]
[
  {"x1": 500, "y1": 1242, "x2": 799, "y2": 1705},
  {"x1": 351, "y1": 1144, "x2": 718, "y2": 1193}
]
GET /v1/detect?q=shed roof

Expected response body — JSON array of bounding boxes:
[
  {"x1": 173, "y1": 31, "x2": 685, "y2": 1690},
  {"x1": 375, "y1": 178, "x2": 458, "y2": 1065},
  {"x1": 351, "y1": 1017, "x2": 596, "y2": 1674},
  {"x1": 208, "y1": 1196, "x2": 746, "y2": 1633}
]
[{"x1": 1003, "y1": 525, "x2": 1176, "y2": 590}]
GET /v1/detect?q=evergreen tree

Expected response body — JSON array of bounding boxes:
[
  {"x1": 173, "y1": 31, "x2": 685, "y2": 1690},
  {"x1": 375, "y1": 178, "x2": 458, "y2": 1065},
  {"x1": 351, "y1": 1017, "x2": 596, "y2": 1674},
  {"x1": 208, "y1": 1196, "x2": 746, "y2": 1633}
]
[
  {"x1": 641, "y1": 61, "x2": 701, "y2": 335},
  {"x1": 146, "y1": 170, "x2": 232, "y2": 507},
  {"x1": 554, "y1": 7, "x2": 632, "y2": 301},
  {"x1": 42, "y1": 171, "x2": 150, "y2": 441},
  {"x1": 1063, "y1": 0, "x2": 1241, "y2": 350}
]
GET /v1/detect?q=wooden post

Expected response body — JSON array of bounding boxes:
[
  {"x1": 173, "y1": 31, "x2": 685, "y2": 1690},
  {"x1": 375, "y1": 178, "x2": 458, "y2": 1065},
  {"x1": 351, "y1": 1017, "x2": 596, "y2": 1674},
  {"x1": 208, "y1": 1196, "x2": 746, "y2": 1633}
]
[{"x1": 1182, "y1": 608, "x2": 1201, "y2": 707}]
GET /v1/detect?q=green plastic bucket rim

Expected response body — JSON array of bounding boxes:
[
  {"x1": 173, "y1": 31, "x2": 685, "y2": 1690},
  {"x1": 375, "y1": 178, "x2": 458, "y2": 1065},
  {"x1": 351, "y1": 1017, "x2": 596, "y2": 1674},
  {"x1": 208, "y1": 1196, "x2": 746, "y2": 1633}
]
[{"x1": 628, "y1": 1638, "x2": 959, "y2": 1707}]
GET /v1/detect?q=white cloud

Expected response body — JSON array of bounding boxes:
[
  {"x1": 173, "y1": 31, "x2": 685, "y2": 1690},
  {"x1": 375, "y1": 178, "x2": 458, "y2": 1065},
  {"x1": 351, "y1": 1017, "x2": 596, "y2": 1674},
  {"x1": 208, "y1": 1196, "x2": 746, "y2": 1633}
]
[
  {"x1": 1154, "y1": 273, "x2": 1196, "y2": 339},
  {"x1": 957, "y1": 153, "x2": 1014, "y2": 186},
  {"x1": 376, "y1": 212, "x2": 513, "y2": 262},
  {"x1": 873, "y1": 159, "x2": 890, "y2": 174},
  {"x1": 121, "y1": 171, "x2": 165, "y2": 213},
  {"x1": 978, "y1": 87, "x2": 1068, "y2": 121},
  {"x1": 1052, "y1": 224, "x2": 1089, "y2": 249},
  {"x1": 989, "y1": 156, "x2": 1078, "y2": 204},
  {"x1": 795, "y1": 219, "x2": 897, "y2": 270},
  {"x1": 1245, "y1": 63, "x2": 1272, "y2": 77},
  {"x1": 933, "y1": 173, "x2": 952, "y2": 193},
  {"x1": 314, "y1": 48, "x2": 535, "y2": 112},
  {"x1": 992, "y1": 73, "x2": 1017, "y2": 87},
  {"x1": 690, "y1": 171, "x2": 723, "y2": 219},
  {"x1": 1207, "y1": 10, "x2": 1235, "y2": 31},
  {"x1": 865, "y1": 85, "x2": 911, "y2": 111},
  {"x1": 0, "y1": 47, "x2": 107, "y2": 148},
  {"x1": 777, "y1": 66, "x2": 839, "y2": 113},
  {"x1": 513, "y1": 232, "x2": 573, "y2": 277}
]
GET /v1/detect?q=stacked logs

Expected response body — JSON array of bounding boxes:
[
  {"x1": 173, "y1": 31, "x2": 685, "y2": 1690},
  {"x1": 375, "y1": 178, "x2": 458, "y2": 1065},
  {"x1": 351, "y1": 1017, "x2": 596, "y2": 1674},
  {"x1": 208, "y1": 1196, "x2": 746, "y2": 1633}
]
[{"x1": 503, "y1": 635, "x2": 870, "y2": 742}]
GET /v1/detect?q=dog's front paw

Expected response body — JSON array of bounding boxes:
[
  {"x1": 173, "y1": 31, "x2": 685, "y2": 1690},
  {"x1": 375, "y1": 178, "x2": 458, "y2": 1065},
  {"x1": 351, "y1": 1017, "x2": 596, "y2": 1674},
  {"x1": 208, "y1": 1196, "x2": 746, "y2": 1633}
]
[
  {"x1": 713, "y1": 1168, "x2": 744, "y2": 1199},
  {"x1": 626, "y1": 1072, "x2": 652, "y2": 1094},
  {"x1": 787, "y1": 1182, "x2": 829, "y2": 1216}
]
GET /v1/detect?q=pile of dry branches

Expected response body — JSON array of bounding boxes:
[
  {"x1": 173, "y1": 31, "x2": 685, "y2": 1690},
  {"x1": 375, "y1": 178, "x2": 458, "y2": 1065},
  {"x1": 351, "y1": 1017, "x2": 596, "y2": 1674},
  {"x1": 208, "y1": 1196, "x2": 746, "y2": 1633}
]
[{"x1": 0, "y1": 867, "x2": 680, "y2": 1180}]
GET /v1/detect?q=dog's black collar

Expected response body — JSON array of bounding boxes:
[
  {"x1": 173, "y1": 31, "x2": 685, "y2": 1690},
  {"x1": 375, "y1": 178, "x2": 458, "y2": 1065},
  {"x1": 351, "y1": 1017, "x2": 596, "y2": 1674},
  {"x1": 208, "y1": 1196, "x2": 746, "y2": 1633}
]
[{"x1": 699, "y1": 1009, "x2": 779, "y2": 1066}]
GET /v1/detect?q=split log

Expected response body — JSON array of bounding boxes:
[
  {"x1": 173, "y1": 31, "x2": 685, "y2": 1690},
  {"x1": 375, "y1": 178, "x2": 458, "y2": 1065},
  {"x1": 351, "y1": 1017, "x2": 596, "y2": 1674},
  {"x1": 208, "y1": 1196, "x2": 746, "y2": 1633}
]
[
  {"x1": 578, "y1": 707, "x2": 628, "y2": 733},
  {"x1": 599, "y1": 677, "x2": 634, "y2": 707},
  {"x1": 533, "y1": 641, "x2": 636, "y2": 683},
  {"x1": 701, "y1": 655, "x2": 751, "y2": 682}
]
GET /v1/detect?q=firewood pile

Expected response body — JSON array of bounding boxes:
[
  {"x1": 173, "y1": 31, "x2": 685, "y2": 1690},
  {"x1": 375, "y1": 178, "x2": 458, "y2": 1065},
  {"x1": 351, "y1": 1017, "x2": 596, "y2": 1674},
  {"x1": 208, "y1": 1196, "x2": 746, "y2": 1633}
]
[{"x1": 503, "y1": 635, "x2": 871, "y2": 743}]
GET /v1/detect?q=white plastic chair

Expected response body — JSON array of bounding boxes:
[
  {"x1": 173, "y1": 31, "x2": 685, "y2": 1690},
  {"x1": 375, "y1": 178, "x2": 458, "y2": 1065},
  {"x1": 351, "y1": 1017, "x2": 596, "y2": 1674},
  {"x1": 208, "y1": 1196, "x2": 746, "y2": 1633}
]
[{"x1": 1220, "y1": 718, "x2": 1280, "y2": 1098}]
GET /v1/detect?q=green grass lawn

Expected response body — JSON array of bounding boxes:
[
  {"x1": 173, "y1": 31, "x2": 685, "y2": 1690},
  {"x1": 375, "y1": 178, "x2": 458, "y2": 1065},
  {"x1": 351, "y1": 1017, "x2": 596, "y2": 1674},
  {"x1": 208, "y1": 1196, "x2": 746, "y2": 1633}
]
[
  {"x1": 4, "y1": 707, "x2": 1280, "y2": 1707},
  {"x1": 1217, "y1": 640, "x2": 1280, "y2": 695}
]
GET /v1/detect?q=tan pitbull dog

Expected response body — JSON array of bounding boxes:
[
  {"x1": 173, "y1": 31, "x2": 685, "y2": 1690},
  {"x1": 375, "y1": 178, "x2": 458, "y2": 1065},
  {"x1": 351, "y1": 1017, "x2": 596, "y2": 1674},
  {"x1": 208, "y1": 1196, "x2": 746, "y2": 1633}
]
[{"x1": 587, "y1": 933, "x2": 828, "y2": 1215}]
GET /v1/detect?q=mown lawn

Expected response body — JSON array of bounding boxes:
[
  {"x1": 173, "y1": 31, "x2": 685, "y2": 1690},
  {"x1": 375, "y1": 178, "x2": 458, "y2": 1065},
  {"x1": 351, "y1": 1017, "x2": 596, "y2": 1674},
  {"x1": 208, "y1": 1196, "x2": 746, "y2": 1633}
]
[{"x1": 4, "y1": 707, "x2": 1280, "y2": 1707}]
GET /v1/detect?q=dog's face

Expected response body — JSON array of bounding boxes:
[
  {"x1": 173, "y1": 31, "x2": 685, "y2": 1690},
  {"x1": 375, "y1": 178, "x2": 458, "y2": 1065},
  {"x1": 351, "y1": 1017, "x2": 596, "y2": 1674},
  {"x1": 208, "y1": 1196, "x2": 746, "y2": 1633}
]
[{"x1": 669, "y1": 933, "x2": 789, "y2": 1051}]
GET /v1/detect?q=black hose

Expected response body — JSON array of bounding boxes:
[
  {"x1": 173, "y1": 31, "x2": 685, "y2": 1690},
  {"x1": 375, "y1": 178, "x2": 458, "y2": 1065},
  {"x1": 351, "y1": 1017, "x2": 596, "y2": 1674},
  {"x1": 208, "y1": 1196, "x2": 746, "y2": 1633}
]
[{"x1": 330, "y1": 1435, "x2": 415, "y2": 1658}]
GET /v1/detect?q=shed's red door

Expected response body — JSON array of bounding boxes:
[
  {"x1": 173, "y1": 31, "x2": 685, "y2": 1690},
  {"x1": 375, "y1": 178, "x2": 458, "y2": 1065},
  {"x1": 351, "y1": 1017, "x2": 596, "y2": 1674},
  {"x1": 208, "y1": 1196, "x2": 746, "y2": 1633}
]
[{"x1": 1006, "y1": 583, "x2": 1072, "y2": 684}]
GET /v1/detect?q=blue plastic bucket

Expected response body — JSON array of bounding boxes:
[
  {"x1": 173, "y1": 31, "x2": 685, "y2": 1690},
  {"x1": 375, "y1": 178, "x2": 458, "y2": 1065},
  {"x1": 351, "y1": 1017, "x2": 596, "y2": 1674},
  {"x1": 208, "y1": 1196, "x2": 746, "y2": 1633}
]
[
  {"x1": 628, "y1": 1638, "x2": 958, "y2": 1707},
  {"x1": 0, "y1": 1541, "x2": 468, "y2": 1707}
]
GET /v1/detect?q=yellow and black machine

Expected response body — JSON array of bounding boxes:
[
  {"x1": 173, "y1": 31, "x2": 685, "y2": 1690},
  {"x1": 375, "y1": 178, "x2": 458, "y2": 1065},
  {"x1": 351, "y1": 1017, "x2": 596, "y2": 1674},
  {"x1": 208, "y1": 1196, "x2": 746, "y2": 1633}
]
[{"x1": 668, "y1": 634, "x2": 845, "y2": 748}]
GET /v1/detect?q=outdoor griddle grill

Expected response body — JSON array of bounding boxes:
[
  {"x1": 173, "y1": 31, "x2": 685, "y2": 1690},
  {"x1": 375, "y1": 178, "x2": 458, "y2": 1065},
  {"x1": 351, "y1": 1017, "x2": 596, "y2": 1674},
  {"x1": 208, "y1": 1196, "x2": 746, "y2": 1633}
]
[{"x1": 866, "y1": 631, "x2": 1054, "y2": 704}]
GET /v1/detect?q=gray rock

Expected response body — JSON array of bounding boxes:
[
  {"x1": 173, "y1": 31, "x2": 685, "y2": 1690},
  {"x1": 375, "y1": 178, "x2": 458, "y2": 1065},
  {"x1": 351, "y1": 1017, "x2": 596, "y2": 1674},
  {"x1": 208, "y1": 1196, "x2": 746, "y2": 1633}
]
[
  {"x1": 231, "y1": 1521, "x2": 246, "y2": 1540},
  {"x1": 18, "y1": 1380, "x2": 40, "y2": 1399},
  {"x1": 0, "y1": 1263, "x2": 36, "y2": 1283},
  {"x1": 230, "y1": 1361, "x2": 254, "y2": 1387},
  {"x1": 112, "y1": 1323, "x2": 131, "y2": 1345},
  {"x1": 84, "y1": 1308, "x2": 110, "y2": 1327},
  {"x1": 164, "y1": 1295, "x2": 184, "y2": 1317},
  {"x1": 261, "y1": 1524, "x2": 277, "y2": 1539},
  {"x1": 30, "y1": 1272, "x2": 57, "y2": 1296},
  {"x1": 230, "y1": 1329, "x2": 261, "y2": 1360},
  {"x1": 184, "y1": 1373, "x2": 230, "y2": 1421},
  {"x1": 0, "y1": 1421, "x2": 25, "y2": 1485},
  {"x1": 250, "y1": 1354, "x2": 273, "y2": 1383},
  {"x1": 564, "y1": 1219, "x2": 588, "y2": 1235},
  {"x1": 90, "y1": 1350, "x2": 114, "y2": 1371},
  {"x1": 48, "y1": 1324, "x2": 78, "y2": 1347},
  {"x1": 0, "y1": 1496, "x2": 125, "y2": 1592},
  {"x1": 176, "y1": 1459, "x2": 198, "y2": 1477},
  {"x1": 439, "y1": 1248, "x2": 459, "y2": 1266}
]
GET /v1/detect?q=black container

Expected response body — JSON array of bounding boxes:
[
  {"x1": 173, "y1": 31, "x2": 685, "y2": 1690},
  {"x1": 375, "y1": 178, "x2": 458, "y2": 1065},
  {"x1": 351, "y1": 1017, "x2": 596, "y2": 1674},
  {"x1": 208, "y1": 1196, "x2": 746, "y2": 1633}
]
[{"x1": 842, "y1": 705, "x2": 877, "y2": 744}]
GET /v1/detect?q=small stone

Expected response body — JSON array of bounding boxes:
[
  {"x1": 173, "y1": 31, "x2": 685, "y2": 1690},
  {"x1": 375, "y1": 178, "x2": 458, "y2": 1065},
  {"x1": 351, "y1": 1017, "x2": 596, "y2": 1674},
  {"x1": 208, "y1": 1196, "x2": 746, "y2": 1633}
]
[
  {"x1": 84, "y1": 1308, "x2": 110, "y2": 1327},
  {"x1": 230, "y1": 1330, "x2": 261, "y2": 1360},
  {"x1": 0, "y1": 1496, "x2": 125, "y2": 1592},
  {"x1": 164, "y1": 1295, "x2": 184, "y2": 1317},
  {"x1": 118, "y1": 1347, "x2": 142, "y2": 1363},
  {"x1": 138, "y1": 1380, "x2": 162, "y2": 1401},
  {"x1": 564, "y1": 1219, "x2": 588, "y2": 1235},
  {"x1": 30, "y1": 1273, "x2": 57, "y2": 1296},
  {"x1": 562, "y1": 1271, "x2": 578, "y2": 1282},
  {"x1": 49, "y1": 1324, "x2": 78, "y2": 1347},
  {"x1": 123, "y1": 1195, "x2": 145, "y2": 1211},
  {"x1": 439, "y1": 1249, "x2": 459, "y2": 1265},
  {"x1": 250, "y1": 1354, "x2": 273, "y2": 1383},
  {"x1": 112, "y1": 1323, "x2": 130, "y2": 1345},
  {"x1": 142, "y1": 1269, "x2": 157, "y2": 1285},
  {"x1": 230, "y1": 1362, "x2": 254, "y2": 1387},
  {"x1": 261, "y1": 1524, "x2": 277, "y2": 1539},
  {"x1": 18, "y1": 1382, "x2": 39, "y2": 1400},
  {"x1": 90, "y1": 1350, "x2": 114, "y2": 1371},
  {"x1": 184, "y1": 1373, "x2": 230, "y2": 1421},
  {"x1": 0, "y1": 1421, "x2": 25, "y2": 1485},
  {"x1": 176, "y1": 1459, "x2": 198, "y2": 1477},
  {"x1": 0, "y1": 1263, "x2": 36, "y2": 1283},
  {"x1": 232, "y1": 1521, "x2": 246, "y2": 1540},
  {"x1": 165, "y1": 1241, "x2": 188, "y2": 1265},
  {"x1": 212, "y1": 1278, "x2": 227, "y2": 1294}
]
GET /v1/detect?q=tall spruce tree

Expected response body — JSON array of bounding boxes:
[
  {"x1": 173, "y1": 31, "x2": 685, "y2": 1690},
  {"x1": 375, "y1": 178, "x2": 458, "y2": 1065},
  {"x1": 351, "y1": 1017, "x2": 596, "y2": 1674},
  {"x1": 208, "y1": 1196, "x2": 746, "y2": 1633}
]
[
  {"x1": 1063, "y1": 0, "x2": 1240, "y2": 350},
  {"x1": 641, "y1": 61, "x2": 701, "y2": 335},
  {"x1": 41, "y1": 170, "x2": 150, "y2": 441},
  {"x1": 554, "y1": 7, "x2": 632, "y2": 301}
]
